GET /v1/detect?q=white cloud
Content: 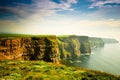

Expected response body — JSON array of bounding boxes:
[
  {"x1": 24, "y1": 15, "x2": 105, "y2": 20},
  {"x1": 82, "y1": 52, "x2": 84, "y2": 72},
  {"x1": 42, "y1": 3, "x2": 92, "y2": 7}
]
[
  {"x1": 66, "y1": 0, "x2": 77, "y2": 4},
  {"x1": 88, "y1": 5, "x2": 120, "y2": 19},
  {"x1": 89, "y1": 0, "x2": 120, "y2": 8},
  {"x1": 33, "y1": 0, "x2": 78, "y2": 11}
]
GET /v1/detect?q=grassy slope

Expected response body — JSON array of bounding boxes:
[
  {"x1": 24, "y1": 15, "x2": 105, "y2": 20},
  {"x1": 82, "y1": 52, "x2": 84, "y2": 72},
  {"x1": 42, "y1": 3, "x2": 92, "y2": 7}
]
[
  {"x1": 0, "y1": 34, "x2": 55, "y2": 38},
  {"x1": 0, "y1": 60, "x2": 119, "y2": 80}
]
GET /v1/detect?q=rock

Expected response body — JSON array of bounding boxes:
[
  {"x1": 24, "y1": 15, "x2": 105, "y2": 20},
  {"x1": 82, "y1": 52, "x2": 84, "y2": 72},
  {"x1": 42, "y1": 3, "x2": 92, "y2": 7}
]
[
  {"x1": 0, "y1": 36, "x2": 60, "y2": 64},
  {"x1": 0, "y1": 38, "x2": 23, "y2": 60}
]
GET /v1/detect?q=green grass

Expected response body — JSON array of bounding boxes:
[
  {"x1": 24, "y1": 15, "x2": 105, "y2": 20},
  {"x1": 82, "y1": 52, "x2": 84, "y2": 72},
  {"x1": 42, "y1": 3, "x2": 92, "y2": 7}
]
[
  {"x1": 0, "y1": 60, "x2": 119, "y2": 80},
  {"x1": 0, "y1": 34, "x2": 56, "y2": 38}
]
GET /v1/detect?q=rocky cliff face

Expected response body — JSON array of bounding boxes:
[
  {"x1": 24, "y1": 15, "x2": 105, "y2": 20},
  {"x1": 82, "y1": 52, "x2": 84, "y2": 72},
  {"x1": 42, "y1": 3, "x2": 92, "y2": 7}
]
[
  {"x1": 89, "y1": 37, "x2": 104, "y2": 49},
  {"x1": 0, "y1": 38, "x2": 23, "y2": 60},
  {"x1": 58, "y1": 36, "x2": 80, "y2": 59},
  {"x1": 0, "y1": 35, "x2": 107, "y2": 63},
  {"x1": 76, "y1": 36, "x2": 91, "y2": 53},
  {"x1": 58, "y1": 35, "x2": 91, "y2": 59},
  {"x1": 23, "y1": 36, "x2": 60, "y2": 64},
  {"x1": 0, "y1": 36, "x2": 60, "y2": 64}
]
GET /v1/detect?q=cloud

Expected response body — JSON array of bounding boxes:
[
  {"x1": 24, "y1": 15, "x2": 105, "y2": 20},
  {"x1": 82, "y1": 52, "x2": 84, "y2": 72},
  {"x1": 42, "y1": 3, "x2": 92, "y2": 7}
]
[
  {"x1": 47, "y1": 19, "x2": 120, "y2": 28},
  {"x1": 87, "y1": 0, "x2": 120, "y2": 19},
  {"x1": 89, "y1": 0, "x2": 120, "y2": 8},
  {"x1": 0, "y1": 16, "x2": 120, "y2": 41},
  {"x1": 0, "y1": 20, "x2": 25, "y2": 33},
  {"x1": 0, "y1": 0, "x2": 79, "y2": 33},
  {"x1": 87, "y1": 6, "x2": 120, "y2": 19},
  {"x1": 0, "y1": 0, "x2": 78, "y2": 20},
  {"x1": 0, "y1": 19, "x2": 120, "y2": 34},
  {"x1": 67, "y1": 0, "x2": 77, "y2": 4},
  {"x1": 0, "y1": 6, "x2": 30, "y2": 19}
]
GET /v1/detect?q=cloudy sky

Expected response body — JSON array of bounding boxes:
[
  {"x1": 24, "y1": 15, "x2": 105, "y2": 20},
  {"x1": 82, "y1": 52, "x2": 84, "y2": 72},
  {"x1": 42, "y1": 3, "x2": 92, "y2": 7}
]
[{"x1": 0, "y1": 0, "x2": 120, "y2": 40}]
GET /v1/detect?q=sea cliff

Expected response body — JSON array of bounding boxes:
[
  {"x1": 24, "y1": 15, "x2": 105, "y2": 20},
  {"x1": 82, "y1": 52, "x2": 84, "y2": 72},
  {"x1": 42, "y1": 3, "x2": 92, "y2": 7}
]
[
  {"x1": 0, "y1": 34, "x2": 118, "y2": 63},
  {"x1": 58, "y1": 35, "x2": 91, "y2": 59},
  {"x1": 0, "y1": 36, "x2": 60, "y2": 64}
]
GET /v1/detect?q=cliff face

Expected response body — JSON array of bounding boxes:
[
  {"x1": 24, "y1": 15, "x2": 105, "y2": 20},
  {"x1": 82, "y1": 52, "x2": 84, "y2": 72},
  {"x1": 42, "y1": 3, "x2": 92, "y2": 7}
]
[
  {"x1": 77, "y1": 36, "x2": 91, "y2": 53},
  {"x1": 58, "y1": 35, "x2": 91, "y2": 59},
  {"x1": 0, "y1": 36, "x2": 60, "y2": 64},
  {"x1": 23, "y1": 36, "x2": 60, "y2": 64},
  {"x1": 89, "y1": 37, "x2": 104, "y2": 49},
  {"x1": 0, "y1": 35, "x2": 107, "y2": 63},
  {"x1": 0, "y1": 38, "x2": 23, "y2": 60},
  {"x1": 58, "y1": 36, "x2": 80, "y2": 59},
  {"x1": 102, "y1": 38, "x2": 119, "y2": 43}
]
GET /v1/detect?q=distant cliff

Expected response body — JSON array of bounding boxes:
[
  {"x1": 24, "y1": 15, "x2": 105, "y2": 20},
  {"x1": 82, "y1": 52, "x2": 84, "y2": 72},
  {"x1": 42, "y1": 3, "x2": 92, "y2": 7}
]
[
  {"x1": 89, "y1": 37, "x2": 104, "y2": 49},
  {"x1": 58, "y1": 36, "x2": 106, "y2": 59},
  {"x1": 102, "y1": 38, "x2": 119, "y2": 43},
  {"x1": 58, "y1": 35, "x2": 91, "y2": 59}
]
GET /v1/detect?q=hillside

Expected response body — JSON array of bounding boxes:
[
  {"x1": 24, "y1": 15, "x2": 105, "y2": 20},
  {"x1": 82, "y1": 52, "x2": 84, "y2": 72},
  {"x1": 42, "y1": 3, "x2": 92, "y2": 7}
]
[{"x1": 0, "y1": 60, "x2": 119, "y2": 80}]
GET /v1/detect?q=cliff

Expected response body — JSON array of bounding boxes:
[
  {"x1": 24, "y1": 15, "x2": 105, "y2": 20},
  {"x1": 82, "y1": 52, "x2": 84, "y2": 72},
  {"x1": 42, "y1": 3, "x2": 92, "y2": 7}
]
[
  {"x1": 76, "y1": 36, "x2": 91, "y2": 53},
  {"x1": 0, "y1": 37, "x2": 23, "y2": 60},
  {"x1": 58, "y1": 35, "x2": 91, "y2": 59},
  {"x1": 89, "y1": 37, "x2": 104, "y2": 49},
  {"x1": 0, "y1": 36, "x2": 60, "y2": 64},
  {"x1": 58, "y1": 36, "x2": 81, "y2": 59},
  {"x1": 23, "y1": 36, "x2": 60, "y2": 64},
  {"x1": 102, "y1": 38, "x2": 119, "y2": 43},
  {"x1": 0, "y1": 34, "x2": 106, "y2": 63}
]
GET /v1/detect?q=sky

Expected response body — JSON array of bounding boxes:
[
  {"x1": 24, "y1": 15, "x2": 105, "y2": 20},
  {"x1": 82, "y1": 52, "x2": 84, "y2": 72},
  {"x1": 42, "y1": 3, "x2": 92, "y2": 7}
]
[{"x1": 0, "y1": 0, "x2": 120, "y2": 41}]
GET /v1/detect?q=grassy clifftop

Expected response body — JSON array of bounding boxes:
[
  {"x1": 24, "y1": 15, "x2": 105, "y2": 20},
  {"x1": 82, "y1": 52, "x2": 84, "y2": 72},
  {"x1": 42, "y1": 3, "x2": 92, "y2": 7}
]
[{"x1": 0, "y1": 60, "x2": 119, "y2": 80}]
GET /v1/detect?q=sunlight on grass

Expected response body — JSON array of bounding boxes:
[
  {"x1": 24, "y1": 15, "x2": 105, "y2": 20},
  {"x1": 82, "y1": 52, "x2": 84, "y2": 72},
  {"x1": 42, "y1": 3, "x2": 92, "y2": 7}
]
[{"x1": 0, "y1": 60, "x2": 119, "y2": 80}]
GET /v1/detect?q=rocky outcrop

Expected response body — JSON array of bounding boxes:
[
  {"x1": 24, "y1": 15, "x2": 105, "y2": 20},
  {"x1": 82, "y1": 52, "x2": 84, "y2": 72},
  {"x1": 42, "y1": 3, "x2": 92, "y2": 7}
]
[
  {"x1": 0, "y1": 36, "x2": 60, "y2": 64},
  {"x1": 0, "y1": 38, "x2": 23, "y2": 60}
]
